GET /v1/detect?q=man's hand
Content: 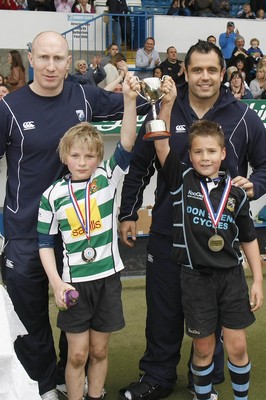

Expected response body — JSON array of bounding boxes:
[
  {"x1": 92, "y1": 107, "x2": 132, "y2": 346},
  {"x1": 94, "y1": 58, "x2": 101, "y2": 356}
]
[
  {"x1": 232, "y1": 176, "x2": 254, "y2": 199},
  {"x1": 91, "y1": 55, "x2": 102, "y2": 69},
  {"x1": 119, "y1": 220, "x2": 137, "y2": 247}
]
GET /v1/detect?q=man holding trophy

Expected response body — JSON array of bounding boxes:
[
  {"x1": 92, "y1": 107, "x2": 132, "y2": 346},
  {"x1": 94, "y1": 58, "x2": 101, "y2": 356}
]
[{"x1": 119, "y1": 40, "x2": 266, "y2": 400}]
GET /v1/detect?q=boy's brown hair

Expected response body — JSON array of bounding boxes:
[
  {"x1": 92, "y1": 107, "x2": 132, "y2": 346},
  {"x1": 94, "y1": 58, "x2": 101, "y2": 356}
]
[{"x1": 188, "y1": 120, "x2": 225, "y2": 149}]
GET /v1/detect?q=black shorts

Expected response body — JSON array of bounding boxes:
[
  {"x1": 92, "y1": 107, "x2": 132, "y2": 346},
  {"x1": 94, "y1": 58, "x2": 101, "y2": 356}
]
[
  {"x1": 57, "y1": 273, "x2": 125, "y2": 333},
  {"x1": 181, "y1": 265, "x2": 255, "y2": 338}
]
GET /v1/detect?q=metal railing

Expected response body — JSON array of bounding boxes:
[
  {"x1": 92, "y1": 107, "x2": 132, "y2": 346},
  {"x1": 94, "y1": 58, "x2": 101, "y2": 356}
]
[{"x1": 62, "y1": 12, "x2": 154, "y2": 72}]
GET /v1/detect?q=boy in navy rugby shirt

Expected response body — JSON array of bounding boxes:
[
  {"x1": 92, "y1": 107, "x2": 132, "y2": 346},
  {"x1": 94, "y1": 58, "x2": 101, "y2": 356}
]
[{"x1": 154, "y1": 77, "x2": 263, "y2": 400}]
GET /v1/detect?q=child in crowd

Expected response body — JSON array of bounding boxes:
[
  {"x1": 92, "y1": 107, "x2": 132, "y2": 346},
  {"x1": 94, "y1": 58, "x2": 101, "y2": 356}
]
[
  {"x1": 153, "y1": 77, "x2": 263, "y2": 400},
  {"x1": 246, "y1": 38, "x2": 264, "y2": 78},
  {"x1": 246, "y1": 38, "x2": 264, "y2": 59},
  {"x1": 37, "y1": 73, "x2": 139, "y2": 400}
]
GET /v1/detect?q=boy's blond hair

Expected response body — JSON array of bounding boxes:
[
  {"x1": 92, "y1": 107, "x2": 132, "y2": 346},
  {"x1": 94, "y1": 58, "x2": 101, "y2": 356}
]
[{"x1": 58, "y1": 122, "x2": 104, "y2": 164}]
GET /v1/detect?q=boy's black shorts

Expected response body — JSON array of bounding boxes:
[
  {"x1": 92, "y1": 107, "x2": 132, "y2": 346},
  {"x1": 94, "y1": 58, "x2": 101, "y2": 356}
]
[
  {"x1": 181, "y1": 265, "x2": 255, "y2": 338},
  {"x1": 57, "y1": 272, "x2": 125, "y2": 333}
]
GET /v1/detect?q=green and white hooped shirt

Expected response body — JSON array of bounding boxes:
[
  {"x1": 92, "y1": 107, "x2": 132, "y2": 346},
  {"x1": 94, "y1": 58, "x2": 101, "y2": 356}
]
[{"x1": 38, "y1": 145, "x2": 130, "y2": 283}]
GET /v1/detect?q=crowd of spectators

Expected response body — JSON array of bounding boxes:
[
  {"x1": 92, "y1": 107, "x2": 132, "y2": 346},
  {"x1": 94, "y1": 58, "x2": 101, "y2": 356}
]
[
  {"x1": 1, "y1": 28, "x2": 266, "y2": 99},
  {"x1": 66, "y1": 27, "x2": 265, "y2": 98},
  {"x1": 0, "y1": 5, "x2": 266, "y2": 98},
  {"x1": 0, "y1": 0, "x2": 95, "y2": 11},
  {"x1": 0, "y1": 0, "x2": 266, "y2": 17},
  {"x1": 164, "y1": 0, "x2": 266, "y2": 17}
]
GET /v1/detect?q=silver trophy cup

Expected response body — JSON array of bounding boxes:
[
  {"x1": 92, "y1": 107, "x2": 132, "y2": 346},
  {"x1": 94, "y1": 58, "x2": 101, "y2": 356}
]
[{"x1": 136, "y1": 76, "x2": 171, "y2": 141}]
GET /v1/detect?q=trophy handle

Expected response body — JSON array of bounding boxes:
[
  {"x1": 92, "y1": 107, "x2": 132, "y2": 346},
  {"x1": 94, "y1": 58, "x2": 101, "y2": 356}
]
[{"x1": 157, "y1": 75, "x2": 169, "y2": 101}]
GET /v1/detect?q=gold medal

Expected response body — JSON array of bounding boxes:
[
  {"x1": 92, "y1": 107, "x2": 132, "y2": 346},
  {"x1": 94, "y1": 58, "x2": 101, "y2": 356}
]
[{"x1": 208, "y1": 234, "x2": 224, "y2": 252}]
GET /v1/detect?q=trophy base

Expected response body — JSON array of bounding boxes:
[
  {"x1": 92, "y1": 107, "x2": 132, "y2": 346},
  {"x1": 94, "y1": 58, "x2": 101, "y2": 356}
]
[
  {"x1": 143, "y1": 131, "x2": 171, "y2": 141},
  {"x1": 143, "y1": 119, "x2": 171, "y2": 141}
]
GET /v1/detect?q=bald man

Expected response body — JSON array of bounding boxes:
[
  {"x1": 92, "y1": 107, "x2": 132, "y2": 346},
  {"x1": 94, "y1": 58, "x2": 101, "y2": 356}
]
[{"x1": 0, "y1": 31, "x2": 148, "y2": 400}]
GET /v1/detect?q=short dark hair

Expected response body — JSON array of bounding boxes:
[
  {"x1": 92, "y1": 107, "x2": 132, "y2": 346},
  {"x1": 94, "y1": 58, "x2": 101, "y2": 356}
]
[
  {"x1": 153, "y1": 66, "x2": 163, "y2": 77},
  {"x1": 188, "y1": 120, "x2": 225, "y2": 149},
  {"x1": 167, "y1": 46, "x2": 176, "y2": 54},
  {"x1": 145, "y1": 37, "x2": 155, "y2": 45},
  {"x1": 207, "y1": 35, "x2": 216, "y2": 42},
  {"x1": 185, "y1": 40, "x2": 224, "y2": 71},
  {"x1": 0, "y1": 83, "x2": 11, "y2": 91},
  {"x1": 108, "y1": 43, "x2": 119, "y2": 50}
]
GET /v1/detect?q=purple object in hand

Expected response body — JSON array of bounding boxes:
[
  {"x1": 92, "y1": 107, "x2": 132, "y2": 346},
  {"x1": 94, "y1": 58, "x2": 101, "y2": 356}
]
[{"x1": 64, "y1": 289, "x2": 79, "y2": 309}]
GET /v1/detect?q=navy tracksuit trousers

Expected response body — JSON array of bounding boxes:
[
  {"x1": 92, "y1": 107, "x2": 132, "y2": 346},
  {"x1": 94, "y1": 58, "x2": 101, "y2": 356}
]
[{"x1": 139, "y1": 234, "x2": 224, "y2": 389}]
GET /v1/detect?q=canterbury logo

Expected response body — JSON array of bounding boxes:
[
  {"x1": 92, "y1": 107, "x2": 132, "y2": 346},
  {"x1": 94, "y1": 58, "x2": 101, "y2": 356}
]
[
  {"x1": 175, "y1": 125, "x2": 186, "y2": 133},
  {"x1": 23, "y1": 121, "x2": 35, "y2": 130}
]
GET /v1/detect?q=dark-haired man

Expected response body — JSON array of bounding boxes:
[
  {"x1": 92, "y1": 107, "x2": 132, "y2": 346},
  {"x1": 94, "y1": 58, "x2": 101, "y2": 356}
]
[{"x1": 119, "y1": 40, "x2": 266, "y2": 400}]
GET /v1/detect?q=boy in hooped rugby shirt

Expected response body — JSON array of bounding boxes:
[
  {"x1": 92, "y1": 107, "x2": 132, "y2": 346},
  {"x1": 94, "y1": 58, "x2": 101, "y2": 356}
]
[{"x1": 37, "y1": 72, "x2": 139, "y2": 400}]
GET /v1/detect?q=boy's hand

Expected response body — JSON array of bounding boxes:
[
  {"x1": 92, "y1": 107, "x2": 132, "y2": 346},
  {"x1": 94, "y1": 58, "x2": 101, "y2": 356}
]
[
  {"x1": 53, "y1": 281, "x2": 76, "y2": 310},
  {"x1": 123, "y1": 72, "x2": 140, "y2": 99},
  {"x1": 161, "y1": 76, "x2": 177, "y2": 105},
  {"x1": 117, "y1": 60, "x2": 128, "y2": 75},
  {"x1": 250, "y1": 281, "x2": 264, "y2": 311}
]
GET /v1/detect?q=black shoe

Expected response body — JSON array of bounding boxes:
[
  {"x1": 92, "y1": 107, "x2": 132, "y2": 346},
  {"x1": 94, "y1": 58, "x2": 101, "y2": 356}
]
[
  {"x1": 119, "y1": 381, "x2": 172, "y2": 400},
  {"x1": 84, "y1": 389, "x2": 106, "y2": 400}
]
